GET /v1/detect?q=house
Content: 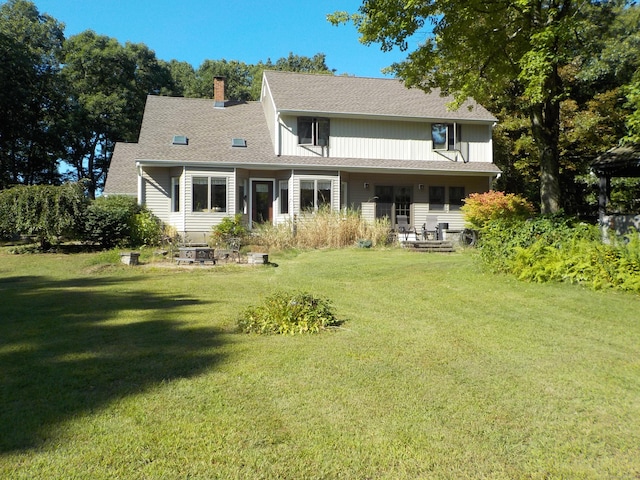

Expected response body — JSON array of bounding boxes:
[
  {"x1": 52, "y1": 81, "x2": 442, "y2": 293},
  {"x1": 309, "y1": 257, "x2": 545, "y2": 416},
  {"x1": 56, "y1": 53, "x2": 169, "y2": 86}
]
[{"x1": 103, "y1": 71, "x2": 500, "y2": 243}]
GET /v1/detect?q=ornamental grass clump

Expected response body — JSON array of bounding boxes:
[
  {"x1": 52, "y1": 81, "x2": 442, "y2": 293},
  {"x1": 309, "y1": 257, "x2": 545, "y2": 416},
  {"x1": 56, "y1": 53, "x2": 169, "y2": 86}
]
[
  {"x1": 252, "y1": 207, "x2": 391, "y2": 251},
  {"x1": 238, "y1": 290, "x2": 340, "y2": 335}
]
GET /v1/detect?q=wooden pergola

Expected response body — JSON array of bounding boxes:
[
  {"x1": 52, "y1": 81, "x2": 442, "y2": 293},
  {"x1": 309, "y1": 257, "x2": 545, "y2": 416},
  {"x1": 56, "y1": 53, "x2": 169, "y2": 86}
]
[{"x1": 591, "y1": 144, "x2": 640, "y2": 222}]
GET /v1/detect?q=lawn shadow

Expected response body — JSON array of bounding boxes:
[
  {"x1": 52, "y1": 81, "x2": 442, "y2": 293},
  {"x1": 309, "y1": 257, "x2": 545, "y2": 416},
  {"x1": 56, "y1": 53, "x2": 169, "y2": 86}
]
[{"x1": 0, "y1": 274, "x2": 224, "y2": 452}]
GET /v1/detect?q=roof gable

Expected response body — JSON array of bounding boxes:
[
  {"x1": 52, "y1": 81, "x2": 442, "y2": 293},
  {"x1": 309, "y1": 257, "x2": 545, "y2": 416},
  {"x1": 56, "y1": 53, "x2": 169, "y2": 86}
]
[{"x1": 263, "y1": 71, "x2": 496, "y2": 123}]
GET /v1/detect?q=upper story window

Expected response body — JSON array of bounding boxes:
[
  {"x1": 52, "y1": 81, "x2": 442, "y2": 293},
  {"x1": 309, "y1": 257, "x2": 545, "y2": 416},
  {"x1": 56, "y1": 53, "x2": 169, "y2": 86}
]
[
  {"x1": 298, "y1": 117, "x2": 329, "y2": 146},
  {"x1": 431, "y1": 123, "x2": 461, "y2": 151}
]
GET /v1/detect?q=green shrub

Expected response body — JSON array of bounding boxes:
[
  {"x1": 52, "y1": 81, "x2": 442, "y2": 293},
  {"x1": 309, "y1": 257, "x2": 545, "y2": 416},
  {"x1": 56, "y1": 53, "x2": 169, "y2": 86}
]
[
  {"x1": 130, "y1": 210, "x2": 163, "y2": 247},
  {"x1": 238, "y1": 290, "x2": 340, "y2": 335},
  {"x1": 477, "y1": 215, "x2": 640, "y2": 293},
  {"x1": 209, "y1": 214, "x2": 248, "y2": 247},
  {"x1": 0, "y1": 182, "x2": 87, "y2": 248},
  {"x1": 83, "y1": 195, "x2": 140, "y2": 249},
  {"x1": 461, "y1": 190, "x2": 535, "y2": 231},
  {"x1": 477, "y1": 214, "x2": 591, "y2": 272}
]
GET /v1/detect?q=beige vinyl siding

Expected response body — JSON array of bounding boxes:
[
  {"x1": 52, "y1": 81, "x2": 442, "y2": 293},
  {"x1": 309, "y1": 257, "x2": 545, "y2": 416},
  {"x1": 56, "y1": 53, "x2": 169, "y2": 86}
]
[
  {"x1": 278, "y1": 115, "x2": 493, "y2": 163},
  {"x1": 142, "y1": 167, "x2": 171, "y2": 223},
  {"x1": 346, "y1": 173, "x2": 491, "y2": 228},
  {"x1": 464, "y1": 124, "x2": 493, "y2": 163},
  {"x1": 330, "y1": 118, "x2": 431, "y2": 160}
]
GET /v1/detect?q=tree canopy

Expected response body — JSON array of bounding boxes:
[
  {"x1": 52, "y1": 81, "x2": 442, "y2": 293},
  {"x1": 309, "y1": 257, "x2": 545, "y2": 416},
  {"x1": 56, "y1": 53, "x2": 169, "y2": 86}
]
[
  {"x1": 0, "y1": 0, "x2": 333, "y2": 197},
  {"x1": 330, "y1": 0, "x2": 640, "y2": 214},
  {"x1": 0, "y1": 0, "x2": 65, "y2": 189}
]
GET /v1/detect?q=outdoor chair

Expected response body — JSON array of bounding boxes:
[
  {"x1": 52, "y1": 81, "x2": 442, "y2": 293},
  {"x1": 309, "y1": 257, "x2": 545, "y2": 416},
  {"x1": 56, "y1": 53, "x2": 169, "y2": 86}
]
[
  {"x1": 396, "y1": 215, "x2": 417, "y2": 241},
  {"x1": 422, "y1": 215, "x2": 439, "y2": 240}
]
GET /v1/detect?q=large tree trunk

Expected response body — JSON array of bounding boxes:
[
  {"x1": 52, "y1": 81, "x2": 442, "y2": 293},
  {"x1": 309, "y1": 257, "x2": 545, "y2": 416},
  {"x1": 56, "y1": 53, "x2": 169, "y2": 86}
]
[{"x1": 530, "y1": 99, "x2": 561, "y2": 214}]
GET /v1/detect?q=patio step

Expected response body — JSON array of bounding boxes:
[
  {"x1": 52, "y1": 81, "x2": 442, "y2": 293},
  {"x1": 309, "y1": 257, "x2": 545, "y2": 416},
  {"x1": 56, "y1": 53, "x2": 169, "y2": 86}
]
[{"x1": 405, "y1": 240, "x2": 456, "y2": 253}]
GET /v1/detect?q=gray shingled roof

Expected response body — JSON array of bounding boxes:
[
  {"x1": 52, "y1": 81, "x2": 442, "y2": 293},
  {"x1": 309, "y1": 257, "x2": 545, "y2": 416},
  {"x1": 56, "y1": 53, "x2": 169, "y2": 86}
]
[
  {"x1": 263, "y1": 71, "x2": 497, "y2": 122},
  {"x1": 135, "y1": 96, "x2": 274, "y2": 163},
  {"x1": 103, "y1": 142, "x2": 138, "y2": 195}
]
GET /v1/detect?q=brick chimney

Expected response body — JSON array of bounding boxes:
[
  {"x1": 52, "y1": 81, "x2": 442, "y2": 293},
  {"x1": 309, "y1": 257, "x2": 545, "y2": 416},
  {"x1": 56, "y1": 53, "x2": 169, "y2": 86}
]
[{"x1": 213, "y1": 76, "x2": 225, "y2": 108}]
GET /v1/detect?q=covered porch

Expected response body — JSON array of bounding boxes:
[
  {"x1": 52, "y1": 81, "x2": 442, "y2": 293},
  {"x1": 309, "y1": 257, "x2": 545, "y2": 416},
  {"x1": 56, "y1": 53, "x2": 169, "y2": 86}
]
[{"x1": 591, "y1": 145, "x2": 640, "y2": 237}]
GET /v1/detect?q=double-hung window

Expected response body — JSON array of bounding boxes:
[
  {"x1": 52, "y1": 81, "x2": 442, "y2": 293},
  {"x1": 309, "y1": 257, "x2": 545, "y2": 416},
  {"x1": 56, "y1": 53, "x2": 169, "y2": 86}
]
[
  {"x1": 298, "y1": 117, "x2": 330, "y2": 146},
  {"x1": 192, "y1": 176, "x2": 227, "y2": 212},
  {"x1": 279, "y1": 180, "x2": 289, "y2": 214},
  {"x1": 300, "y1": 179, "x2": 332, "y2": 211},
  {"x1": 431, "y1": 123, "x2": 461, "y2": 151}
]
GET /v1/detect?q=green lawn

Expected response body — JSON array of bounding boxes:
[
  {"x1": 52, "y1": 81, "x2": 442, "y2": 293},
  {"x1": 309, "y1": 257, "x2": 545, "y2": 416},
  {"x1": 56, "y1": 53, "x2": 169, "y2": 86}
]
[{"x1": 1, "y1": 248, "x2": 639, "y2": 479}]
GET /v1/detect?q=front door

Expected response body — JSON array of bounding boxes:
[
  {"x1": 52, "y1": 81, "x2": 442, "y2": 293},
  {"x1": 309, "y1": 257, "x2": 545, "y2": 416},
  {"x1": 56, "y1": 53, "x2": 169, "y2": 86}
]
[{"x1": 252, "y1": 181, "x2": 273, "y2": 224}]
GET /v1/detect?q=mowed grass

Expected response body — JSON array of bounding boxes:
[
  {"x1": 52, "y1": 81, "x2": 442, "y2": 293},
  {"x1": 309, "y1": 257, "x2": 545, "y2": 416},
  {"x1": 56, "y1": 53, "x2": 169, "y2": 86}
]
[{"x1": 1, "y1": 248, "x2": 639, "y2": 479}]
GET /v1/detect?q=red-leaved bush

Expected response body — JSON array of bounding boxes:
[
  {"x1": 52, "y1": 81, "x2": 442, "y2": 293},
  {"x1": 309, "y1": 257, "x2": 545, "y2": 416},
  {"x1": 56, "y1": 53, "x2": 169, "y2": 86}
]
[{"x1": 461, "y1": 190, "x2": 535, "y2": 230}]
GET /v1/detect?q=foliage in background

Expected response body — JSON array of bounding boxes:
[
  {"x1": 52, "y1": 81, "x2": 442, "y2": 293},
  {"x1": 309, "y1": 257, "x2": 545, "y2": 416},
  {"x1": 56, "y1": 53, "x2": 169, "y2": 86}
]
[
  {"x1": 624, "y1": 68, "x2": 640, "y2": 145},
  {"x1": 476, "y1": 215, "x2": 640, "y2": 293},
  {"x1": 252, "y1": 207, "x2": 392, "y2": 251},
  {"x1": 330, "y1": 2, "x2": 640, "y2": 215},
  {"x1": 237, "y1": 290, "x2": 340, "y2": 335},
  {"x1": 0, "y1": 0, "x2": 66, "y2": 188},
  {"x1": 0, "y1": 182, "x2": 86, "y2": 248},
  {"x1": 461, "y1": 190, "x2": 535, "y2": 231},
  {"x1": 0, "y1": 1, "x2": 332, "y2": 196},
  {"x1": 60, "y1": 31, "x2": 174, "y2": 198}
]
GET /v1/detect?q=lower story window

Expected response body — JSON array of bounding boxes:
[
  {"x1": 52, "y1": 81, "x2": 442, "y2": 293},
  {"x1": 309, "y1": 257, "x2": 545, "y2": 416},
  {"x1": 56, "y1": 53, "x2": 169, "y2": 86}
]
[
  {"x1": 449, "y1": 186, "x2": 466, "y2": 210},
  {"x1": 279, "y1": 181, "x2": 289, "y2": 214},
  {"x1": 429, "y1": 186, "x2": 445, "y2": 211},
  {"x1": 300, "y1": 179, "x2": 332, "y2": 211},
  {"x1": 192, "y1": 176, "x2": 227, "y2": 212}
]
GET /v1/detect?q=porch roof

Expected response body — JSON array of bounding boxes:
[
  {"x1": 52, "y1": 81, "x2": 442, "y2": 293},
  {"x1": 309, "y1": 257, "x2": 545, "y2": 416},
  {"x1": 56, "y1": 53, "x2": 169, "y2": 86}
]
[{"x1": 591, "y1": 145, "x2": 640, "y2": 177}]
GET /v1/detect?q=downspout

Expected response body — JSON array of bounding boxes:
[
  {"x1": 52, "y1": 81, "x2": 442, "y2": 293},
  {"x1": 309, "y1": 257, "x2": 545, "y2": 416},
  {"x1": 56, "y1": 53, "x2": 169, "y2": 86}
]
[
  {"x1": 490, "y1": 172, "x2": 501, "y2": 190},
  {"x1": 136, "y1": 162, "x2": 143, "y2": 205},
  {"x1": 182, "y1": 166, "x2": 186, "y2": 234},
  {"x1": 276, "y1": 112, "x2": 282, "y2": 156}
]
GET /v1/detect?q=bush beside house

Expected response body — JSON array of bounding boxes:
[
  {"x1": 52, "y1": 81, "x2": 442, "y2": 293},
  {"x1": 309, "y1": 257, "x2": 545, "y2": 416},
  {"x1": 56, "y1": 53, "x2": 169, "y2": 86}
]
[{"x1": 462, "y1": 192, "x2": 640, "y2": 293}]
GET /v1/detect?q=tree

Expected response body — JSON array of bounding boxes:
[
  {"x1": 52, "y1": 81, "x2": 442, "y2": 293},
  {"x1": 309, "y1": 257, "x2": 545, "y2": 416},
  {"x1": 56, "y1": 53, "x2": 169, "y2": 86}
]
[
  {"x1": 0, "y1": 0, "x2": 65, "y2": 189},
  {"x1": 60, "y1": 31, "x2": 173, "y2": 198},
  {"x1": 329, "y1": 1, "x2": 636, "y2": 214},
  {"x1": 624, "y1": 70, "x2": 640, "y2": 145},
  {"x1": 188, "y1": 59, "x2": 254, "y2": 100},
  {"x1": 249, "y1": 53, "x2": 333, "y2": 99}
]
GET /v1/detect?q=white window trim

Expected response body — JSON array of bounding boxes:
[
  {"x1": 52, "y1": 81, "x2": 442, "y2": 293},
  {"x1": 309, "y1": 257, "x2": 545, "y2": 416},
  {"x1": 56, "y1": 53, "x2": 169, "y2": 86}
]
[{"x1": 191, "y1": 176, "x2": 228, "y2": 213}]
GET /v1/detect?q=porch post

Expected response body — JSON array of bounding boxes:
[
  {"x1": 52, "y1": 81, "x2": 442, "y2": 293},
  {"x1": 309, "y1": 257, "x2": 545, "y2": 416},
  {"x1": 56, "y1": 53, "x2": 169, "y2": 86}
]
[{"x1": 597, "y1": 175, "x2": 609, "y2": 224}]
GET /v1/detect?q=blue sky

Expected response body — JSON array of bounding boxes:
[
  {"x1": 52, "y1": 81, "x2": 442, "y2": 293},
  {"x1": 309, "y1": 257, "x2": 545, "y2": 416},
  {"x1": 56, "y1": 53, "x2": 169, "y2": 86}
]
[{"x1": 33, "y1": 0, "x2": 420, "y2": 78}]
